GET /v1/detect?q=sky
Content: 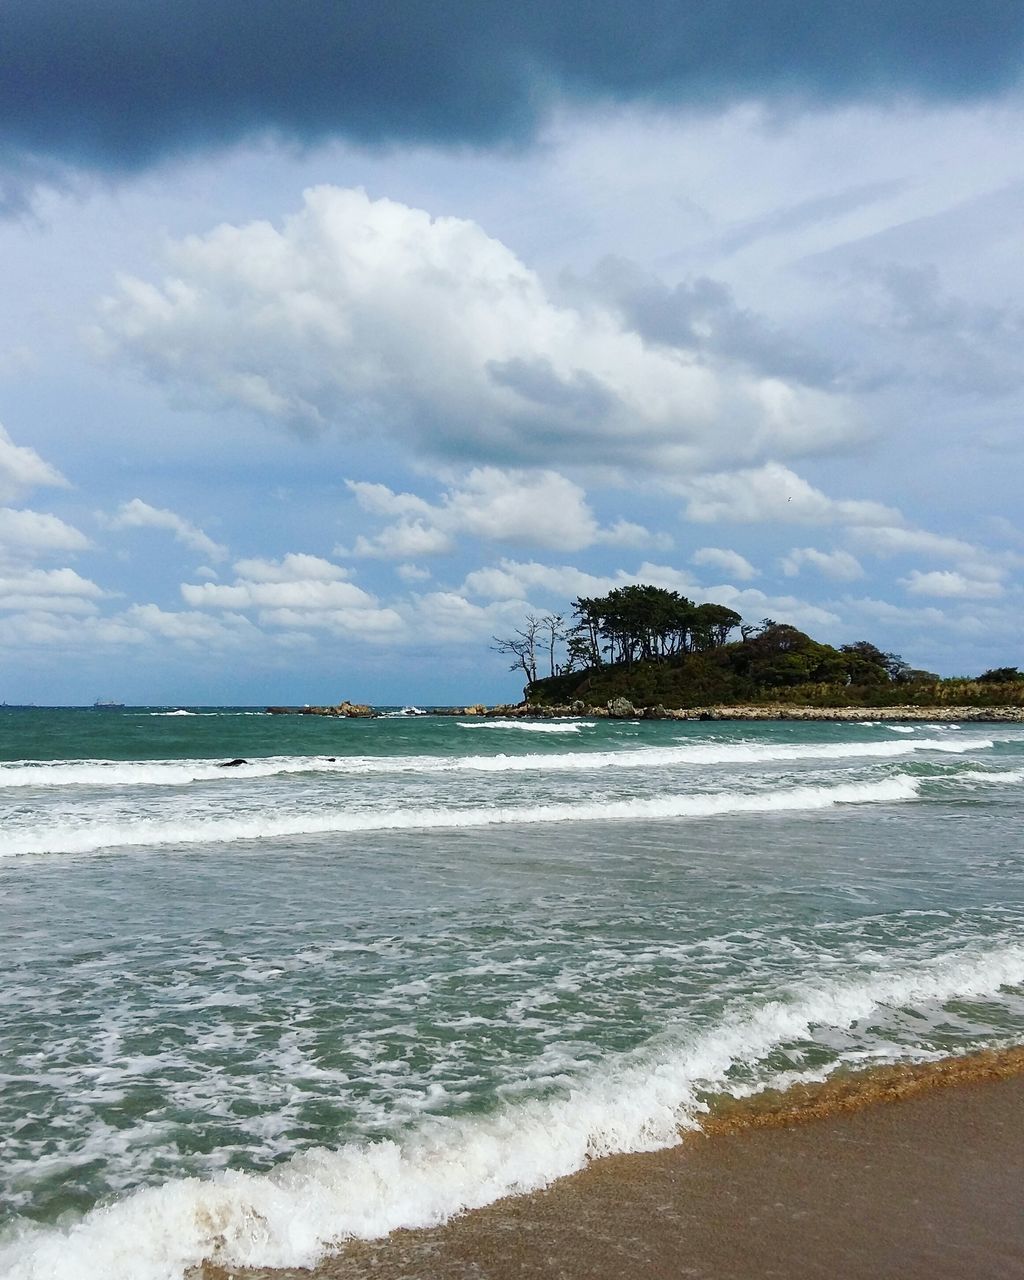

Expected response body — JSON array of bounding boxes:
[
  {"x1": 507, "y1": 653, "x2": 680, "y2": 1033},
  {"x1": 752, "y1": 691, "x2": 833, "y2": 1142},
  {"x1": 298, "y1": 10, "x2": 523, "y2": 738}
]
[{"x1": 1, "y1": 1, "x2": 1023, "y2": 705}]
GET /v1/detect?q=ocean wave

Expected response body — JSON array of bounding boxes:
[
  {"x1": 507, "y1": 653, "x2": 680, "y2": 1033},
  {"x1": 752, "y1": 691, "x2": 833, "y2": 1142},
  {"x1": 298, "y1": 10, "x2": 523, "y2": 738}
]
[
  {"x1": 0, "y1": 735, "x2": 993, "y2": 790},
  {"x1": 4, "y1": 939, "x2": 1023, "y2": 1280},
  {"x1": 458, "y1": 720, "x2": 593, "y2": 733},
  {"x1": 1, "y1": 776, "x2": 922, "y2": 857}
]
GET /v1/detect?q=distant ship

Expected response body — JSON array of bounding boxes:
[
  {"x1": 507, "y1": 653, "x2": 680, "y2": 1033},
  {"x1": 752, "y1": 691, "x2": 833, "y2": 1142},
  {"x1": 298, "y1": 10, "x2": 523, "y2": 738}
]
[{"x1": 93, "y1": 698, "x2": 125, "y2": 708}]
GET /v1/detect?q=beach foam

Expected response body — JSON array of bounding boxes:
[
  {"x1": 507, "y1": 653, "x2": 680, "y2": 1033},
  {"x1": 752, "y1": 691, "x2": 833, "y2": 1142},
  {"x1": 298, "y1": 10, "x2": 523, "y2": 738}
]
[
  {"x1": 458, "y1": 720, "x2": 592, "y2": 733},
  {"x1": 4, "y1": 939, "x2": 1023, "y2": 1280},
  {"x1": 0, "y1": 735, "x2": 992, "y2": 790},
  {"x1": 0, "y1": 775, "x2": 926, "y2": 857}
]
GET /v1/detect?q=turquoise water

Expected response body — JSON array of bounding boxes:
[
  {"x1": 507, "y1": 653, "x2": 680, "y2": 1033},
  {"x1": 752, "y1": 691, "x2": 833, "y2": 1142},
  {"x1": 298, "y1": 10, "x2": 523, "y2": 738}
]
[{"x1": 2, "y1": 708, "x2": 1024, "y2": 1278}]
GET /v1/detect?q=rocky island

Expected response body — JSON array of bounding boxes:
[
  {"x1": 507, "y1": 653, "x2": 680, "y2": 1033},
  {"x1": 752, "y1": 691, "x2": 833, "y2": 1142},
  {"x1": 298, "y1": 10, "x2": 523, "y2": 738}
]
[{"x1": 268, "y1": 584, "x2": 1024, "y2": 723}]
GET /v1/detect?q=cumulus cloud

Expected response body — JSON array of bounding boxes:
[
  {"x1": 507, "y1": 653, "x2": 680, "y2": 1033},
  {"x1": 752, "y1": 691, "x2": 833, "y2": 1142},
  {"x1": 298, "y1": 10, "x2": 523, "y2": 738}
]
[
  {"x1": 109, "y1": 498, "x2": 228, "y2": 561},
  {"x1": 182, "y1": 578, "x2": 373, "y2": 611},
  {"x1": 231, "y1": 553, "x2": 349, "y2": 582},
  {"x1": 348, "y1": 522, "x2": 456, "y2": 560},
  {"x1": 0, "y1": 508, "x2": 90, "y2": 559},
  {"x1": 707, "y1": 584, "x2": 842, "y2": 633},
  {"x1": 780, "y1": 546, "x2": 865, "y2": 581},
  {"x1": 125, "y1": 603, "x2": 256, "y2": 644},
  {"x1": 344, "y1": 468, "x2": 665, "y2": 557},
  {"x1": 691, "y1": 547, "x2": 758, "y2": 580},
  {"x1": 459, "y1": 558, "x2": 694, "y2": 604},
  {"x1": 0, "y1": 424, "x2": 67, "y2": 503},
  {"x1": 679, "y1": 462, "x2": 900, "y2": 526},
  {"x1": 396, "y1": 563, "x2": 432, "y2": 582},
  {"x1": 0, "y1": 567, "x2": 105, "y2": 614},
  {"x1": 899, "y1": 569, "x2": 1005, "y2": 599},
  {"x1": 96, "y1": 186, "x2": 855, "y2": 478},
  {"x1": 847, "y1": 524, "x2": 999, "y2": 564},
  {"x1": 181, "y1": 558, "x2": 404, "y2": 639}
]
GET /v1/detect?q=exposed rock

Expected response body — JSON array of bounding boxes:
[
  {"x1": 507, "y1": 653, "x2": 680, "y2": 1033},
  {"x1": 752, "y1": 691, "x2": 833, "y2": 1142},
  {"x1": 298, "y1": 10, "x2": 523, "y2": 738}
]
[
  {"x1": 217, "y1": 758, "x2": 248, "y2": 767},
  {"x1": 265, "y1": 701, "x2": 378, "y2": 718},
  {"x1": 606, "y1": 697, "x2": 636, "y2": 718}
]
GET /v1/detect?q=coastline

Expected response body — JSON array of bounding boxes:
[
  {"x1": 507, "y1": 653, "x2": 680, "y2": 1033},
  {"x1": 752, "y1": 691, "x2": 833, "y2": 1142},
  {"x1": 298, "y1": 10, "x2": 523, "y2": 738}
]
[
  {"x1": 267, "y1": 700, "x2": 1024, "y2": 721},
  {"x1": 502, "y1": 702, "x2": 1024, "y2": 722},
  {"x1": 199, "y1": 1048, "x2": 1024, "y2": 1280}
]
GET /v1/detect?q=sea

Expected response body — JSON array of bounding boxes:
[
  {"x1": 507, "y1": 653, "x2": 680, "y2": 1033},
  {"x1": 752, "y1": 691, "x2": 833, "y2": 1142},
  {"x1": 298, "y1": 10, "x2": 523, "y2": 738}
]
[{"x1": 2, "y1": 705, "x2": 1024, "y2": 1279}]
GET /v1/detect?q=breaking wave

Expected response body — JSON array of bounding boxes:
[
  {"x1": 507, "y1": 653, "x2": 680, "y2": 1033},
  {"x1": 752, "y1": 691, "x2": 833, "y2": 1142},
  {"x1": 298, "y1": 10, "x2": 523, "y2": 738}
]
[
  {"x1": 4, "y1": 939, "x2": 1023, "y2": 1280},
  {"x1": 2, "y1": 776, "x2": 924, "y2": 858},
  {"x1": 0, "y1": 735, "x2": 993, "y2": 790}
]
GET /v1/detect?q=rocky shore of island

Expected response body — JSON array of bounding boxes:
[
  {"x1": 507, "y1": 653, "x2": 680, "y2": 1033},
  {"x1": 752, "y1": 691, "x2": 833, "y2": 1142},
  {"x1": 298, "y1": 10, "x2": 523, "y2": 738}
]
[{"x1": 266, "y1": 699, "x2": 1024, "y2": 722}]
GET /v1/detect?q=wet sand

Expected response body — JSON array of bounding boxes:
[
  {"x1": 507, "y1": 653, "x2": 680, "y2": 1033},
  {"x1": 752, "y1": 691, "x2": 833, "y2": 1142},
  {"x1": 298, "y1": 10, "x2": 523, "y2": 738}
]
[{"x1": 202, "y1": 1051, "x2": 1024, "y2": 1280}]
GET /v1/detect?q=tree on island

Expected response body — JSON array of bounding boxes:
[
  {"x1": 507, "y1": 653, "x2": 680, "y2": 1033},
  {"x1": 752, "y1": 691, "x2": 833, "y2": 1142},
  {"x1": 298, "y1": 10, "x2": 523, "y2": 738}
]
[
  {"x1": 493, "y1": 583, "x2": 1021, "y2": 709},
  {"x1": 495, "y1": 586, "x2": 742, "y2": 677},
  {"x1": 568, "y1": 586, "x2": 741, "y2": 668},
  {"x1": 491, "y1": 613, "x2": 566, "y2": 683}
]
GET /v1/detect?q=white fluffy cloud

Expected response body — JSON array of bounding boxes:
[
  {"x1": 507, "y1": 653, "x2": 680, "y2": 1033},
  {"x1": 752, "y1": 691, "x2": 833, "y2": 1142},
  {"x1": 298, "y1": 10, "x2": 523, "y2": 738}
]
[
  {"x1": 460, "y1": 558, "x2": 709, "y2": 604},
  {"x1": 691, "y1": 546, "x2": 758, "y2": 580},
  {"x1": 781, "y1": 546, "x2": 865, "y2": 581},
  {"x1": 680, "y1": 463, "x2": 899, "y2": 525},
  {"x1": 345, "y1": 468, "x2": 663, "y2": 557},
  {"x1": 110, "y1": 498, "x2": 228, "y2": 561},
  {"x1": 125, "y1": 604, "x2": 256, "y2": 644},
  {"x1": 899, "y1": 569, "x2": 1005, "y2": 599},
  {"x1": 231, "y1": 553, "x2": 349, "y2": 582},
  {"x1": 96, "y1": 186, "x2": 855, "y2": 478},
  {"x1": 181, "y1": 558, "x2": 404, "y2": 638},
  {"x1": 848, "y1": 525, "x2": 989, "y2": 562},
  {"x1": 0, "y1": 508, "x2": 90, "y2": 558},
  {"x1": 0, "y1": 424, "x2": 67, "y2": 503},
  {"x1": 0, "y1": 568, "x2": 105, "y2": 614}
]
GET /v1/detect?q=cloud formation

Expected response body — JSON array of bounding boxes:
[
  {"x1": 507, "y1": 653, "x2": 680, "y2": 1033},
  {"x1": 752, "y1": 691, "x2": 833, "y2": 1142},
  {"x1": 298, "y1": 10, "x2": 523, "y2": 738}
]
[
  {"x1": 5, "y1": 2, "x2": 1023, "y2": 176},
  {"x1": 181, "y1": 560, "x2": 404, "y2": 638},
  {"x1": 691, "y1": 547, "x2": 759, "y2": 580},
  {"x1": 781, "y1": 546, "x2": 865, "y2": 581},
  {"x1": 0, "y1": 424, "x2": 67, "y2": 503},
  {"x1": 679, "y1": 463, "x2": 899, "y2": 525},
  {"x1": 345, "y1": 468, "x2": 665, "y2": 557},
  {"x1": 96, "y1": 186, "x2": 854, "y2": 478},
  {"x1": 109, "y1": 498, "x2": 228, "y2": 561}
]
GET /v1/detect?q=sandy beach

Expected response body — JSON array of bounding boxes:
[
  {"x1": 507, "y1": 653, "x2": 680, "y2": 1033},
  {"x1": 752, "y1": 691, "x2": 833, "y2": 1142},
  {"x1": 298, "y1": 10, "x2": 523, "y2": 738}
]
[{"x1": 201, "y1": 1051, "x2": 1024, "y2": 1280}]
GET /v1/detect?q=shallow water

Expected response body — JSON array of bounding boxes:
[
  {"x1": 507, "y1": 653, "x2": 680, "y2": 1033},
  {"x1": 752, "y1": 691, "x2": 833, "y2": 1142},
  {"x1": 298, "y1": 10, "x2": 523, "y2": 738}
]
[{"x1": 2, "y1": 708, "x2": 1023, "y2": 1278}]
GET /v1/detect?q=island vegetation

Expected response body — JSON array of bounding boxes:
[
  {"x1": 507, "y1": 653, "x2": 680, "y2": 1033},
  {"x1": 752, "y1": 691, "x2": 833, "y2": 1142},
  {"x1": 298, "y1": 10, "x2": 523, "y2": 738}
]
[{"x1": 492, "y1": 585, "x2": 1024, "y2": 710}]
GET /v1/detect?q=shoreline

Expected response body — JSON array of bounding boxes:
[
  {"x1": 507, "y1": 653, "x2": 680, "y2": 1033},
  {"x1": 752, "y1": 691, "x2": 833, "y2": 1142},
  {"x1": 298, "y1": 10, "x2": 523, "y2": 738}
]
[
  {"x1": 199, "y1": 1047, "x2": 1024, "y2": 1280},
  {"x1": 504, "y1": 701, "x2": 1024, "y2": 722},
  {"x1": 268, "y1": 700, "x2": 1024, "y2": 721}
]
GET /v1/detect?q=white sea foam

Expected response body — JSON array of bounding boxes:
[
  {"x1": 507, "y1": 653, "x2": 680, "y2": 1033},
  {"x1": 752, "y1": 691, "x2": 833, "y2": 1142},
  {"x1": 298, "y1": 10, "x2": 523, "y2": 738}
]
[
  {"x1": 458, "y1": 720, "x2": 592, "y2": 733},
  {"x1": 4, "y1": 939, "x2": 1023, "y2": 1280},
  {"x1": 952, "y1": 767, "x2": 1024, "y2": 786},
  {"x1": 885, "y1": 724, "x2": 916, "y2": 733},
  {"x1": 1, "y1": 776, "x2": 923, "y2": 857},
  {"x1": 0, "y1": 735, "x2": 993, "y2": 790}
]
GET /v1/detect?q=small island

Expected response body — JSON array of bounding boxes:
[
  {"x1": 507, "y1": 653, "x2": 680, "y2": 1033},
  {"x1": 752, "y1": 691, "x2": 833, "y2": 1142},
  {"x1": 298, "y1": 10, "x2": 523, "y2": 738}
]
[
  {"x1": 267, "y1": 584, "x2": 1024, "y2": 723},
  {"x1": 508, "y1": 586, "x2": 1024, "y2": 720}
]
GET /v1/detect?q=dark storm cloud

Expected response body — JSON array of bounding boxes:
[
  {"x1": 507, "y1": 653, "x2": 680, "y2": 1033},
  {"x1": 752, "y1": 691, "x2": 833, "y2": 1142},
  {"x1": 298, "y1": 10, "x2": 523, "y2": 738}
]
[{"x1": 3, "y1": 1, "x2": 1024, "y2": 172}]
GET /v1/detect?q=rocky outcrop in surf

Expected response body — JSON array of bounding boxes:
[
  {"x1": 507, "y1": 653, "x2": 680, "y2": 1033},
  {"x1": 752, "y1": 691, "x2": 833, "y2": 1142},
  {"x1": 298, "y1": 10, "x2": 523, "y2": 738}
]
[{"x1": 266, "y1": 701, "x2": 377, "y2": 718}]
